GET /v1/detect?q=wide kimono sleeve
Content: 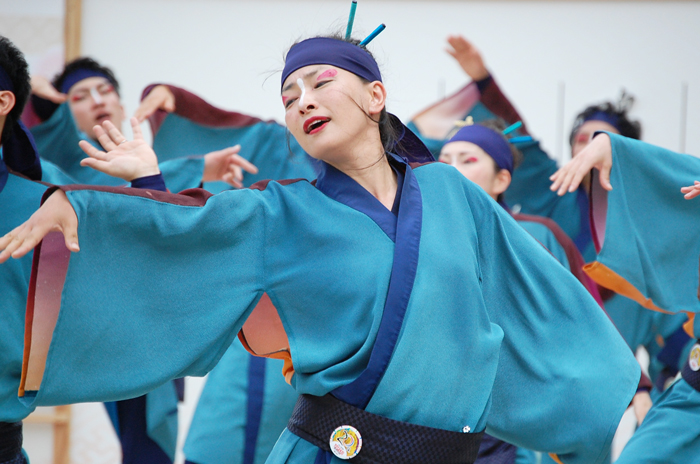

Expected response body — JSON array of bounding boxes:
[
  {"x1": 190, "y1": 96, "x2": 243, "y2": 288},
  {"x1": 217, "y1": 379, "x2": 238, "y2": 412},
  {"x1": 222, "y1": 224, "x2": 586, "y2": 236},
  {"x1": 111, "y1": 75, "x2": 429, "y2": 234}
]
[
  {"x1": 463, "y1": 180, "x2": 640, "y2": 464},
  {"x1": 584, "y1": 133, "x2": 700, "y2": 334},
  {"x1": 19, "y1": 184, "x2": 269, "y2": 408},
  {"x1": 143, "y1": 84, "x2": 317, "y2": 194}
]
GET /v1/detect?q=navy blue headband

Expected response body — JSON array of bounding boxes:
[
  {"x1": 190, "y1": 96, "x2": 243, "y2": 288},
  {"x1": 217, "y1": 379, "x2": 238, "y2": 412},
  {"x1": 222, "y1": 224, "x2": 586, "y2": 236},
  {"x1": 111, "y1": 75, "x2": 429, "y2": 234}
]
[
  {"x1": 281, "y1": 37, "x2": 382, "y2": 90},
  {"x1": 582, "y1": 111, "x2": 621, "y2": 133},
  {"x1": 0, "y1": 65, "x2": 41, "y2": 180},
  {"x1": 60, "y1": 68, "x2": 111, "y2": 94},
  {"x1": 446, "y1": 125, "x2": 514, "y2": 173}
]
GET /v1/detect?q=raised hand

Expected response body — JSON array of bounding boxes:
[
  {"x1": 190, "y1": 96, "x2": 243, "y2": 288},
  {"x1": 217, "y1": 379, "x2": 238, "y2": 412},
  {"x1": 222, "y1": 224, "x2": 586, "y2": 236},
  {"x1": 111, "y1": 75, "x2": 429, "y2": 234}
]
[
  {"x1": 0, "y1": 190, "x2": 79, "y2": 263},
  {"x1": 79, "y1": 117, "x2": 161, "y2": 181},
  {"x1": 681, "y1": 181, "x2": 700, "y2": 200},
  {"x1": 550, "y1": 133, "x2": 613, "y2": 195},
  {"x1": 133, "y1": 85, "x2": 175, "y2": 123},
  {"x1": 30, "y1": 75, "x2": 67, "y2": 104},
  {"x1": 202, "y1": 145, "x2": 259, "y2": 188},
  {"x1": 445, "y1": 35, "x2": 489, "y2": 82}
]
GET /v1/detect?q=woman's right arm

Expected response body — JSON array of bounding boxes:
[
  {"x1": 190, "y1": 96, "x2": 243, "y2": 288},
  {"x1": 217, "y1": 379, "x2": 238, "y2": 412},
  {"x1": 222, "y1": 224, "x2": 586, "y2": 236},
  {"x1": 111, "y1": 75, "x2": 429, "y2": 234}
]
[{"x1": 1, "y1": 121, "x2": 271, "y2": 411}]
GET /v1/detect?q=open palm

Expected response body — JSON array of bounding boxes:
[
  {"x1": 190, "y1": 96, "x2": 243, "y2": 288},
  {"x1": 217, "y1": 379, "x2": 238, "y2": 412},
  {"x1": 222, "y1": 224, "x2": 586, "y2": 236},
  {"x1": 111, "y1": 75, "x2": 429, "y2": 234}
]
[{"x1": 79, "y1": 118, "x2": 161, "y2": 181}]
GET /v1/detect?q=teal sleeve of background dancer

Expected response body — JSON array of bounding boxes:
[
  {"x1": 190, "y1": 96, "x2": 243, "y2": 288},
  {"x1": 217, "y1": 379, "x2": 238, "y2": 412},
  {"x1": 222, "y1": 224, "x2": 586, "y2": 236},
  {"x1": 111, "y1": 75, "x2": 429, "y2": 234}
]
[
  {"x1": 505, "y1": 140, "x2": 585, "y2": 245},
  {"x1": 184, "y1": 342, "x2": 297, "y2": 464},
  {"x1": 40, "y1": 159, "x2": 78, "y2": 185},
  {"x1": 595, "y1": 133, "x2": 700, "y2": 314},
  {"x1": 464, "y1": 179, "x2": 639, "y2": 464},
  {"x1": 152, "y1": 114, "x2": 315, "y2": 190},
  {"x1": 159, "y1": 156, "x2": 205, "y2": 192},
  {"x1": 146, "y1": 381, "x2": 179, "y2": 461},
  {"x1": 517, "y1": 220, "x2": 570, "y2": 269},
  {"x1": 24, "y1": 187, "x2": 269, "y2": 408}
]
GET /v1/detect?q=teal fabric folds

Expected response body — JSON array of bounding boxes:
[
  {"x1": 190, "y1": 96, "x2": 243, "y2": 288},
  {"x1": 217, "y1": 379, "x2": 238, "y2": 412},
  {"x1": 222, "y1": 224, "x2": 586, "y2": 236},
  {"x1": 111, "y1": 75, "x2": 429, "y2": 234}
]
[
  {"x1": 20, "y1": 162, "x2": 638, "y2": 464},
  {"x1": 586, "y1": 133, "x2": 700, "y2": 317},
  {"x1": 0, "y1": 169, "x2": 48, "y2": 422},
  {"x1": 615, "y1": 379, "x2": 700, "y2": 464},
  {"x1": 184, "y1": 343, "x2": 297, "y2": 464}
]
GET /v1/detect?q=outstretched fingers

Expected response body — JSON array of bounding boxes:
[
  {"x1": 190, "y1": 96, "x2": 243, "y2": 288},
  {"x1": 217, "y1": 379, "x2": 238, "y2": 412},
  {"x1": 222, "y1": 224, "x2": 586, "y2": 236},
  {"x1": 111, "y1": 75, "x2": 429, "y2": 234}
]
[
  {"x1": 681, "y1": 181, "x2": 700, "y2": 199},
  {"x1": 79, "y1": 140, "x2": 110, "y2": 161},
  {"x1": 102, "y1": 120, "x2": 128, "y2": 147},
  {"x1": 94, "y1": 124, "x2": 118, "y2": 152},
  {"x1": 0, "y1": 223, "x2": 39, "y2": 262},
  {"x1": 130, "y1": 117, "x2": 145, "y2": 141}
]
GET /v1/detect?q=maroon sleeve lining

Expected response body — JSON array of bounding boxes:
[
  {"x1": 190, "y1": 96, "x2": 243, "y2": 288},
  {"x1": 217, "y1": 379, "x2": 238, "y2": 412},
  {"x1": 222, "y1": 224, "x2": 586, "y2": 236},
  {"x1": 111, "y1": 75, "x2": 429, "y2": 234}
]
[
  {"x1": 513, "y1": 213, "x2": 603, "y2": 306},
  {"x1": 53, "y1": 183, "x2": 215, "y2": 207},
  {"x1": 249, "y1": 178, "x2": 308, "y2": 191},
  {"x1": 141, "y1": 84, "x2": 271, "y2": 136},
  {"x1": 479, "y1": 75, "x2": 529, "y2": 135}
]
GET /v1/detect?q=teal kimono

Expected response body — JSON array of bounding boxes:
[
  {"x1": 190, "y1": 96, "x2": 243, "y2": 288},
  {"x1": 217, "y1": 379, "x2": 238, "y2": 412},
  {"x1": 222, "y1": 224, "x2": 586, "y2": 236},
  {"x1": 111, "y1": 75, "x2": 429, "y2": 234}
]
[
  {"x1": 0, "y1": 160, "x2": 47, "y2": 425},
  {"x1": 143, "y1": 84, "x2": 317, "y2": 194},
  {"x1": 408, "y1": 75, "x2": 687, "y2": 361},
  {"x1": 584, "y1": 133, "x2": 700, "y2": 464},
  {"x1": 183, "y1": 342, "x2": 298, "y2": 464},
  {"x1": 0, "y1": 158, "x2": 50, "y2": 464},
  {"x1": 17, "y1": 155, "x2": 638, "y2": 464}
]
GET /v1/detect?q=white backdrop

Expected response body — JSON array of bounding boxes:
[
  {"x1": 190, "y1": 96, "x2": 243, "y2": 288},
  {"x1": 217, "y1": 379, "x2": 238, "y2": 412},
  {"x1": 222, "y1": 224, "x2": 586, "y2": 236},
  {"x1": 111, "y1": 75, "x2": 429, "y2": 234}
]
[{"x1": 75, "y1": 0, "x2": 700, "y2": 160}]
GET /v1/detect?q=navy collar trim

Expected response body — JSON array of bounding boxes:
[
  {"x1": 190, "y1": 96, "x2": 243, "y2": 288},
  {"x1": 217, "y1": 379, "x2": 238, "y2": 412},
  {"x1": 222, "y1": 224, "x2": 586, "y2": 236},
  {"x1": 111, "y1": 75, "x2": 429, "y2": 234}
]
[{"x1": 315, "y1": 153, "x2": 407, "y2": 242}]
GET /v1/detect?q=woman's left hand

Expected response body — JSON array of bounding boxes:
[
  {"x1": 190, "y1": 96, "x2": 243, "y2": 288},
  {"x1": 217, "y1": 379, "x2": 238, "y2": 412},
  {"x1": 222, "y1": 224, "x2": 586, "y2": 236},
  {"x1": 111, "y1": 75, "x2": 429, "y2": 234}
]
[
  {"x1": 79, "y1": 117, "x2": 161, "y2": 181},
  {"x1": 202, "y1": 145, "x2": 259, "y2": 188},
  {"x1": 681, "y1": 181, "x2": 700, "y2": 200},
  {"x1": 550, "y1": 133, "x2": 613, "y2": 195}
]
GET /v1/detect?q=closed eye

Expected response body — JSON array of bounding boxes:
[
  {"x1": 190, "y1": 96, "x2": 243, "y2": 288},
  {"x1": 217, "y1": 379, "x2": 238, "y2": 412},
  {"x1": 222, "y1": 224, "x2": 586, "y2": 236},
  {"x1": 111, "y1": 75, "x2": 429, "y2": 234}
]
[
  {"x1": 284, "y1": 98, "x2": 297, "y2": 109},
  {"x1": 314, "y1": 80, "x2": 331, "y2": 89}
]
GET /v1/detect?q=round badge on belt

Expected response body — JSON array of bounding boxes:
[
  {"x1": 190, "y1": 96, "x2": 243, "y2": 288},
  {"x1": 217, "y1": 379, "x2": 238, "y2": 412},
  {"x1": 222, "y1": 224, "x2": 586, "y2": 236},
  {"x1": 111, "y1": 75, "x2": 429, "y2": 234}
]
[
  {"x1": 689, "y1": 344, "x2": 700, "y2": 372},
  {"x1": 329, "y1": 425, "x2": 362, "y2": 460}
]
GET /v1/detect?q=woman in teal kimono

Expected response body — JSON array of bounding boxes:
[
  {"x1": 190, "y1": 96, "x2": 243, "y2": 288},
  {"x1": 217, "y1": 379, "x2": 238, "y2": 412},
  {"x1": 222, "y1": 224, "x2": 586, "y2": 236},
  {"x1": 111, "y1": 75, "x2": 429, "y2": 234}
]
[
  {"x1": 438, "y1": 120, "x2": 657, "y2": 464},
  {"x1": 551, "y1": 131, "x2": 700, "y2": 464},
  {"x1": 0, "y1": 32, "x2": 640, "y2": 464},
  {"x1": 411, "y1": 35, "x2": 689, "y2": 403}
]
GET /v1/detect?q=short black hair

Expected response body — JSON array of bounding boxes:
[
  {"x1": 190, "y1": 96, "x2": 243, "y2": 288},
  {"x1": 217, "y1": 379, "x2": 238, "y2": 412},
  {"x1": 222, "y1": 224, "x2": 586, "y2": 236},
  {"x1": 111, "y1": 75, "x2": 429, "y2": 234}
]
[
  {"x1": 52, "y1": 57, "x2": 120, "y2": 95},
  {"x1": 0, "y1": 35, "x2": 31, "y2": 145},
  {"x1": 569, "y1": 90, "x2": 641, "y2": 145}
]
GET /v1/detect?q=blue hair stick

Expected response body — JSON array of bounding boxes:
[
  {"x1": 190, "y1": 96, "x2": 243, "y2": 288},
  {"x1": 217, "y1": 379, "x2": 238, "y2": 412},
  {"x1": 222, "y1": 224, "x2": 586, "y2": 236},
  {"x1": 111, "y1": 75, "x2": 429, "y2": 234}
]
[
  {"x1": 345, "y1": 1, "x2": 358, "y2": 40},
  {"x1": 508, "y1": 136, "x2": 533, "y2": 144},
  {"x1": 502, "y1": 121, "x2": 523, "y2": 135},
  {"x1": 359, "y1": 23, "x2": 386, "y2": 47}
]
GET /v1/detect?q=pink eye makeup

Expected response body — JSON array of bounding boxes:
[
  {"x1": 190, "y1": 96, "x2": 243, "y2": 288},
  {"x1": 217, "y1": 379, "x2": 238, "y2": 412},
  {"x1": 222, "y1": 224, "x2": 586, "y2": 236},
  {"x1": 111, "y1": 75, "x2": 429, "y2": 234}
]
[{"x1": 317, "y1": 69, "x2": 338, "y2": 80}]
